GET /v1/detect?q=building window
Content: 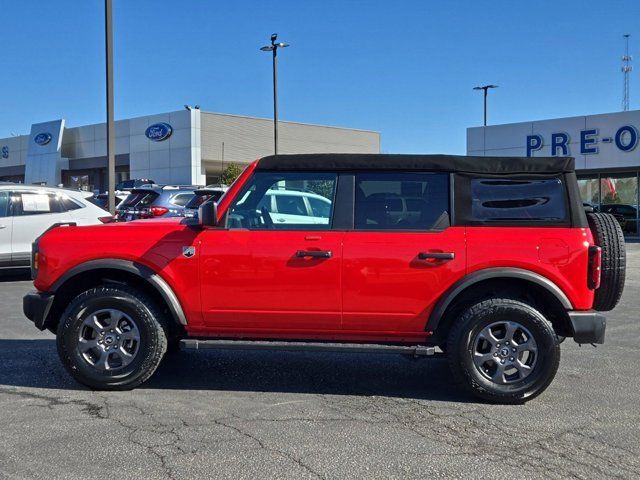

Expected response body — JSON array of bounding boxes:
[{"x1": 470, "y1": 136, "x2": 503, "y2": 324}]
[
  {"x1": 578, "y1": 171, "x2": 639, "y2": 238},
  {"x1": 600, "y1": 173, "x2": 638, "y2": 236}
]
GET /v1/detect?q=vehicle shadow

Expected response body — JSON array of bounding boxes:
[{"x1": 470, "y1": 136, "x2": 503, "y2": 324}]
[
  {"x1": 0, "y1": 271, "x2": 31, "y2": 282},
  {"x1": 0, "y1": 338, "x2": 473, "y2": 402}
]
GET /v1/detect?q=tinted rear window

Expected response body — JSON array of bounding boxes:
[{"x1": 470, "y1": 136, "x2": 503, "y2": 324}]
[
  {"x1": 121, "y1": 191, "x2": 158, "y2": 207},
  {"x1": 471, "y1": 178, "x2": 567, "y2": 222},
  {"x1": 169, "y1": 192, "x2": 195, "y2": 207},
  {"x1": 90, "y1": 195, "x2": 122, "y2": 209},
  {"x1": 60, "y1": 196, "x2": 83, "y2": 211},
  {"x1": 185, "y1": 191, "x2": 224, "y2": 209}
]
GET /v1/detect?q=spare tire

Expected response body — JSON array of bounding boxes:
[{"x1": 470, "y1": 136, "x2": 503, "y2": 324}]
[{"x1": 587, "y1": 212, "x2": 626, "y2": 311}]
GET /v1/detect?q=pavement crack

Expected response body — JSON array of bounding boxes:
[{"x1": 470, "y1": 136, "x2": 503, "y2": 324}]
[
  {"x1": 213, "y1": 416, "x2": 325, "y2": 479},
  {"x1": 0, "y1": 386, "x2": 106, "y2": 418}
]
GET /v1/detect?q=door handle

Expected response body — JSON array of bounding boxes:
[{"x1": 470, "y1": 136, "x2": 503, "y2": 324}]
[
  {"x1": 0, "y1": 225, "x2": 5, "y2": 229},
  {"x1": 296, "y1": 250, "x2": 332, "y2": 258},
  {"x1": 418, "y1": 252, "x2": 455, "y2": 260}
]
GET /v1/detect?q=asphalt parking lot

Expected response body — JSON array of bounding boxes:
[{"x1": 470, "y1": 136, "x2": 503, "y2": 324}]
[{"x1": 0, "y1": 248, "x2": 639, "y2": 479}]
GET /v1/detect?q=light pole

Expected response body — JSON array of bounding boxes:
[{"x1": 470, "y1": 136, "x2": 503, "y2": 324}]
[
  {"x1": 261, "y1": 33, "x2": 289, "y2": 155},
  {"x1": 473, "y1": 84, "x2": 498, "y2": 126},
  {"x1": 105, "y1": 0, "x2": 115, "y2": 214}
]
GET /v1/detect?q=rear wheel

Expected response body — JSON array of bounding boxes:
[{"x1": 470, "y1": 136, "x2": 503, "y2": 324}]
[
  {"x1": 587, "y1": 212, "x2": 626, "y2": 311},
  {"x1": 447, "y1": 298, "x2": 560, "y2": 404},
  {"x1": 57, "y1": 285, "x2": 168, "y2": 390}
]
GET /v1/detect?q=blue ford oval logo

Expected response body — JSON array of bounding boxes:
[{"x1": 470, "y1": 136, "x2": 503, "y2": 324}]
[
  {"x1": 34, "y1": 133, "x2": 52, "y2": 146},
  {"x1": 145, "y1": 123, "x2": 173, "y2": 142}
]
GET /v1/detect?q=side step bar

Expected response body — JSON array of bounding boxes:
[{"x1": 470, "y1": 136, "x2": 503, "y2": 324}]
[{"x1": 180, "y1": 339, "x2": 437, "y2": 357}]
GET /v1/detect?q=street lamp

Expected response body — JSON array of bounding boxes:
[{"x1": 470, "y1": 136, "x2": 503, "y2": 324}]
[
  {"x1": 260, "y1": 33, "x2": 289, "y2": 155},
  {"x1": 473, "y1": 84, "x2": 498, "y2": 126}
]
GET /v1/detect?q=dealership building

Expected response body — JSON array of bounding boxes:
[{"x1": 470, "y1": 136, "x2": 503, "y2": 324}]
[
  {"x1": 0, "y1": 109, "x2": 380, "y2": 191},
  {"x1": 468, "y1": 109, "x2": 640, "y2": 237}
]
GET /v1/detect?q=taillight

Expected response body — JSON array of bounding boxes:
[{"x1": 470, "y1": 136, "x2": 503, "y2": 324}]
[
  {"x1": 149, "y1": 206, "x2": 169, "y2": 217},
  {"x1": 98, "y1": 216, "x2": 113, "y2": 224},
  {"x1": 588, "y1": 245, "x2": 602, "y2": 290}
]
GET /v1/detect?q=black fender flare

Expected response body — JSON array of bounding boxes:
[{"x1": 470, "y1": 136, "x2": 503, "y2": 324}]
[
  {"x1": 50, "y1": 259, "x2": 188, "y2": 326},
  {"x1": 427, "y1": 267, "x2": 573, "y2": 331}
]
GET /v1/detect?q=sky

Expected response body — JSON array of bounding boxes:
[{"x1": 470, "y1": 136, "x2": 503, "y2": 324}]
[{"x1": 1, "y1": 0, "x2": 639, "y2": 154}]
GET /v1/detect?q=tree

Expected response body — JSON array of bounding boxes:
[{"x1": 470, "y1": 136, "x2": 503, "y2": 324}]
[
  {"x1": 220, "y1": 163, "x2": 245, "y2": 185},
  {"x1": 304, "y1": 180, "x2": 334, "y2": 200}
]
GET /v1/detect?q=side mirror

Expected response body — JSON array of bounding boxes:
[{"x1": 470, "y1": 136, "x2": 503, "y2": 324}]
[{"x1": 199, "y1": 201, "x2": 218, "y2": 227}]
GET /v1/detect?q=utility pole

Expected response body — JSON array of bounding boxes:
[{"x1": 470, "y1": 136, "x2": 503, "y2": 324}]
[
  {"x1": 622, "y1": 34, "x2": 632, "y2": 111},
  {"x1": 105, "y1": 0, "x2": 116, "y2": 214},
  {"x1": 221, "y1": 141, "x2": 225, "y2": 180}
]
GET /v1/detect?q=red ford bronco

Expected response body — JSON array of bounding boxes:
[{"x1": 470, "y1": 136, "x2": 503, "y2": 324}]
[{"x1": 23, "y1": 154, "x2": 626, "y2": 403}]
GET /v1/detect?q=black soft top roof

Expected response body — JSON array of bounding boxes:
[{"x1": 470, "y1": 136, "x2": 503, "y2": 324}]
[{"x1": 256, "y1": 154, "x2": 575, "y2": 174}]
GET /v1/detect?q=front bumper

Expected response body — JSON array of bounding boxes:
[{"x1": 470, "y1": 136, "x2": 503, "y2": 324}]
[
  {"x1": 23, "y1": 291, "x2": 55, "y2": 331},
  {"x1": 568, "y1": 311, "x2": 606, "y2": 344}
]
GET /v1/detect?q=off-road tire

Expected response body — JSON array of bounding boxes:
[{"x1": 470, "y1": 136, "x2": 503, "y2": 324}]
[
  {"x1": 57, "y1": 285, "x2": 168, "y2": 390},
  {"x1": 587, "y1": 212, "x2": 626, "y2": 311},
  {"x1": 447, "y1": 298, "x2": 560, "y2": 404}
]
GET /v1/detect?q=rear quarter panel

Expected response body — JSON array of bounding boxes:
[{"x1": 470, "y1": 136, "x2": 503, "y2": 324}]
[{"x1": 465, "y1": 226, "x2": 595, "y2": 310}]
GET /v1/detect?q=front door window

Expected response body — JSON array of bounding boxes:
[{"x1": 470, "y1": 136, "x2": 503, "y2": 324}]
[{"x1": 227, "y1": 172, "x2": 337, "y2": 229}]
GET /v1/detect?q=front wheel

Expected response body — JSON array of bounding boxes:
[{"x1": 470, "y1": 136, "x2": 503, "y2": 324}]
[
  {"x1": 57, "y1": 285, "x2": 168, "y2": 390},
  {"x1": 446, "y1": 298, "x2": 560, "y2": 404}
]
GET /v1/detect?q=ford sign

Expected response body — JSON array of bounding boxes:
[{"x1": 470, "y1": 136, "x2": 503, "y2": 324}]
[
  {"x1": 145, "y1": 123, "x2": 173, "y2": 142},
  {"x1": 34, "y1": 133, "x2": 52, "y2": 146}
]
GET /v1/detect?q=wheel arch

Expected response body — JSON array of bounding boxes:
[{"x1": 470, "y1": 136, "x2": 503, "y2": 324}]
[
  {"x1": 45, "y1": 259, "x2": 187, "y2": 332},
  {"x1": 428, "y1": 268, "x2": 573, "y2": 342}
]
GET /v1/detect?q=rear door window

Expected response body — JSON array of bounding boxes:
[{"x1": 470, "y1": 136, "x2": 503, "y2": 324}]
[
  {"x1": 354, "y1": 172, "x2": 450, "y2": 230},
  {"x1": 471, "y1": 178, "x2": 567, "y2": 222}
]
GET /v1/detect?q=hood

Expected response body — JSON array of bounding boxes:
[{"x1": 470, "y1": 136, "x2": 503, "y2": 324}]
[{"x1": 40, "y1": 217, "x2": 199, "y2": 249}]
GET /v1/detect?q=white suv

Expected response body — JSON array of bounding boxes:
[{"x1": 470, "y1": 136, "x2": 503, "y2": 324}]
[
  {"x1": 0, "y1": 185, "x2": 110, "y2": 269},
  {"x1": 259, "y1": 189, "x2": 332, "y2": 225}
]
